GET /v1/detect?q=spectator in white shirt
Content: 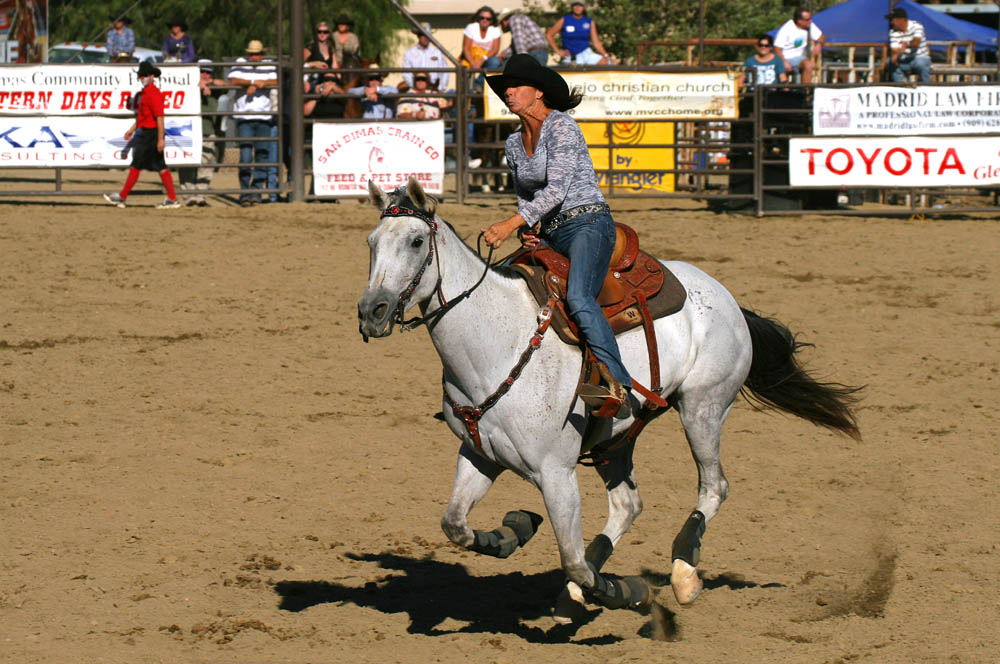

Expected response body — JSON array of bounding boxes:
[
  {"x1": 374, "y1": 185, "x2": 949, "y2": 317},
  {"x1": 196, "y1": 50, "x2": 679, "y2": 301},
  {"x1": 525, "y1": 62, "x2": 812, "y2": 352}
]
[
  {"x1": 228, "y1": 40, "x2": 279, "y2": 206},
  {"x1": 774, "y1": 7, "x2": 825, "y2": 84},
  {"x1": 402, "y1": 23, "x2": 449, "y2": 91}
]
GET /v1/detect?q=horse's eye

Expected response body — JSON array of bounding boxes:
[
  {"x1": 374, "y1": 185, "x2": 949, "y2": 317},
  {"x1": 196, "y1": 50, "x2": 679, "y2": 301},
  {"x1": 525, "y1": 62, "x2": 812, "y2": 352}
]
[{"x1": 411, "y1": 237, "x2": 424, "y2": 249}]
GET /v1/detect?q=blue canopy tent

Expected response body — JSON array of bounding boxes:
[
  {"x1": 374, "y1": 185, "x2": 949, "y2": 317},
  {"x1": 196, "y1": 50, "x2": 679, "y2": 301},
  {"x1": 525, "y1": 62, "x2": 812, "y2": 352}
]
[{"x1": 802, "y1": 0, "x2": 997, "y2": 51}]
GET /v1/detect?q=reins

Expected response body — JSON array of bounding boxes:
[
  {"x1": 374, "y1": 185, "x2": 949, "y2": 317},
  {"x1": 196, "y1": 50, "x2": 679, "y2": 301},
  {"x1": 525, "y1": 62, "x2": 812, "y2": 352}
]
[{"x1": 378, "y1": 204, "x2": 496, "y2": 333}]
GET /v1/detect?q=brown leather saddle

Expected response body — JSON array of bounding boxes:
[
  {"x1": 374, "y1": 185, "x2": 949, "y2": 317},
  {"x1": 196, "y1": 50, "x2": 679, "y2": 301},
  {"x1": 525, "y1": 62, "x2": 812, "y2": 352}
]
[{"x1": 506, "y1": 223, "x2": 686, "y2": 346}]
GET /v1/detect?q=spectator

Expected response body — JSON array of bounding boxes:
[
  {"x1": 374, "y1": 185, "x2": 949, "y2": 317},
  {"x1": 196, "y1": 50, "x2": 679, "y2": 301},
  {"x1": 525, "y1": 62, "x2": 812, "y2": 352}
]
[
  {"x1": 304, "y1": 21, "x2": 337, "y2": 70},
  {"x1": 162, "y1": 16, "x2": 195, "y2": 63},
  {"x1": 103, "y1": 61, "x2": 180, "y2": 209},
  {"x1": 347, "y1": 71, "x2": 398, "y2": 119},
  {"x1": 402, "y1": 23, "x2": 449, "y2": 91},
  {"x1": 886, "y1": 7, "x2": 931, "y2": 83},
  {"x1": 396, "y1": 72, "x2": 450, "y2": 119},
  {"x1": 497, "y1": 8, "x2": 548, "y2": 66},
  {"x1": 462, "y1": 5, "x2": 502, "y2": 88},
  {"x1": 743, "y1": 34, "x2": 788, "y2": 89},
  {"x1": 773, "y1": 7, "x2": 824, "y2": 84},
  {"x1": 304, "y1": 71, "x2": 348, "y2": 119},
  {"x1": 106, "y1": 14, "x2": 134, "y2": 63},
  {"x1": 229, "y1": 40, "x2": 279, "y2": 206},
  {"x1": 546, "y1": 1, "x2": 616, "y2": 66},
  {"x1": 332, "y1": 14, "x2": 360, "y2": 65},
  {"x1": 179, "y1": 60, "x2": 226, "y2": 206}
]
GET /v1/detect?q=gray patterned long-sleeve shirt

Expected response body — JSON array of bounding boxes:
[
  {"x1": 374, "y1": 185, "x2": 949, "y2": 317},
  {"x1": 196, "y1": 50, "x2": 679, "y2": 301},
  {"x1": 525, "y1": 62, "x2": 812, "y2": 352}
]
[{"x1": 505, "y1": 110, "x2": 605, "y2": 227}]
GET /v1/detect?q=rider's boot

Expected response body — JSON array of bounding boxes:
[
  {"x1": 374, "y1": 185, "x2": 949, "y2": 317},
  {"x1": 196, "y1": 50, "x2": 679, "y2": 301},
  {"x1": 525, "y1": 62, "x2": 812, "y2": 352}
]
[{"x1": 578, "y1": 361, "x2": 632, "y2": 420}]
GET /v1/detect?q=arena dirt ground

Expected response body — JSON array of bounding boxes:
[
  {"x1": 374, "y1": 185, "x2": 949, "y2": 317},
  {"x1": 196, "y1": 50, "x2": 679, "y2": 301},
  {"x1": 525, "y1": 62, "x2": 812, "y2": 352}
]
[{"x1": 2, "y1": 169, "x2": 998, "y2": 663}]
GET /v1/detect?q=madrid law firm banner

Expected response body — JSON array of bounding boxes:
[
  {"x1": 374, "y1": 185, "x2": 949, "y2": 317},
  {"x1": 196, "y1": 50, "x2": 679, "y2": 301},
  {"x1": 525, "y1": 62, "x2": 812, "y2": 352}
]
[
  {"x1": 813, "y1": 86, "x2": 1000, "y2": 136},
  {"x1": 0, "y1": 65, "x2": 201, "y2": 166},
  {"x1": 312, "y1": 121, "x2": 445, "y2": 197}
]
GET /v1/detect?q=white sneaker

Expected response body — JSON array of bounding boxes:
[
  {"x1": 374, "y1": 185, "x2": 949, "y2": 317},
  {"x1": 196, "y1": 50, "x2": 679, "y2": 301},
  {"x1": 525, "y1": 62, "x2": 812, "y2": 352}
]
[
  {"x1": 103, "y1": 193, "x2": 125, "y2": 208},
  {"x1": 468, "y1": 158, "x2": 482, "y2": 169},
  {"x1": 157, "y1": 198, "x2": 181, "y2": 209}
]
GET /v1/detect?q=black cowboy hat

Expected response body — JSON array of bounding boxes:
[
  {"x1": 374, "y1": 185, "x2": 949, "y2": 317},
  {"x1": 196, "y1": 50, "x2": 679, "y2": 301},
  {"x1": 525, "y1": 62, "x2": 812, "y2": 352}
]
[
  {"x1": 333, "y1": 13, "x2": 354, "y2": 27},
  {"x1": 167, "y1": 16, "x2": 188, "y2": 30},
  {"x1": 137, "y1": 61, "x2": 161, "y2": 78},
  {"x1": 487, "y1": 54, "x2": 573, "y2": 111}
]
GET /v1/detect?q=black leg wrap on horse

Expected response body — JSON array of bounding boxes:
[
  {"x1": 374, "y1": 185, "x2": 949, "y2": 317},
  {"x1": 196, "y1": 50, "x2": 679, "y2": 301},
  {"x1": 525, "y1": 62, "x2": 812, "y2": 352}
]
[
  {"x1": 671, "y1": 510, "x2": 707, "y2": 566},
  {"x1": 502, "y1": 510, "x2": 543, "y2": 546},
  {"x1": 583, "y1": 564, "x2": 650, "y2": 611},
  {"x1": 585, "y1": 533, "x2": 614, "y2": 573},
  {"x1": 470, "y1": 527, "x2": 519, "y2": 558}
]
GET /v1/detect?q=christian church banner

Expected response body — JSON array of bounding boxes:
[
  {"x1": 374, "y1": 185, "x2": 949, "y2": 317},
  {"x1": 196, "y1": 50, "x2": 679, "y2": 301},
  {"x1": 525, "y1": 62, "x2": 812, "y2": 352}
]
[
  {"x1": 484, "y1": 71, "x2": 738, "y2": 121},
  {"x1": 0, "y1": 65, "x2": 201, "y2": 165},
  {"x1": 312, "y1": 121, "x2": 444, "y2": 196},
  {"x1": 789, "y1": 136, "x2": 1000, "y2": 187}
]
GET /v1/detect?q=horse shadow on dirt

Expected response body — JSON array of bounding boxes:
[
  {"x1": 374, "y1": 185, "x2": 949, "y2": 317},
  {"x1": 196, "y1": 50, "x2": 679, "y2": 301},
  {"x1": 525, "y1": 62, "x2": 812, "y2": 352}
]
[{"x1": 273, "y1": 552, "x2": 783, "y2": 644}]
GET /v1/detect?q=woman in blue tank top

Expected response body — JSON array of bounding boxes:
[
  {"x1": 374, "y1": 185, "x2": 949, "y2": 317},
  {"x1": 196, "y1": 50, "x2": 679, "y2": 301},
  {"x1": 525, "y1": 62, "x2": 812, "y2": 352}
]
[{"x1": 545, "y1": 1, "x2": 616, "y2": 66}]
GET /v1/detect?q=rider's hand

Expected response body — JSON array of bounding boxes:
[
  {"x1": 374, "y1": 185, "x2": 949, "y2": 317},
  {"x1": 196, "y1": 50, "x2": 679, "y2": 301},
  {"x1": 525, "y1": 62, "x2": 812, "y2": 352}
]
[
  {"x1": 519, "y1": 229, "x2": 540, "y2": 249},
  {"x1": 482, "y1": 217, "x2": 522, "y2": 248}
]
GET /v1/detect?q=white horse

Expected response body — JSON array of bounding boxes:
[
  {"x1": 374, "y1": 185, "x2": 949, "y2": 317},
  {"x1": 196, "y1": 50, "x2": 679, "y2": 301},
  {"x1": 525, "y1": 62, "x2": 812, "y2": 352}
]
[{"x1": 358, "y1": 178, "x2": 860, "y2": 620}]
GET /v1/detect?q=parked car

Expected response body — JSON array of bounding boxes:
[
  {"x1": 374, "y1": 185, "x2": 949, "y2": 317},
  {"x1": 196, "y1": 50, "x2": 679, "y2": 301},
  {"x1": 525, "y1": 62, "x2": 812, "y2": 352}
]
[{"x1": 47, "y1": 42, "x2": 163, "y2": 64}]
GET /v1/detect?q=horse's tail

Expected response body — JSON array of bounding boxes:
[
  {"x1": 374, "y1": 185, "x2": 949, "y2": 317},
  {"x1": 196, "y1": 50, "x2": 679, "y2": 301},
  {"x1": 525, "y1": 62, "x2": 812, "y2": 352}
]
[{"x1": 740, "y1": 308, "x2": 863, "y2": 440}]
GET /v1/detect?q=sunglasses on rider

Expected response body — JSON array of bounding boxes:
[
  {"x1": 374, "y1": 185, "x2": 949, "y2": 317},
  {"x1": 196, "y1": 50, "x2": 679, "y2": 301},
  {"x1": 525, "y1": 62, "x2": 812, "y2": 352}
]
[{"x1": 479, "y1": 15, "x2": 493, "y2": 20}]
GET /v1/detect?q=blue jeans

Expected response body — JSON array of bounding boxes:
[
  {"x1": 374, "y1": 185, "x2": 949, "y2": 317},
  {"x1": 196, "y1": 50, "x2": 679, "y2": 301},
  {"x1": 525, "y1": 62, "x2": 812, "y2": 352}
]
[
  {"x1": 889, "y1": 56, "x2": 931, "y2": 83},
  {"x1": 237, "y1": 119, "x2": 276, "y2": 202},
  {"x1": 527, "y1": 49, "x2": 548, "y2": 66},
  {"x1": 544, "y1": 211, "x2": 632, "y2": 389}
]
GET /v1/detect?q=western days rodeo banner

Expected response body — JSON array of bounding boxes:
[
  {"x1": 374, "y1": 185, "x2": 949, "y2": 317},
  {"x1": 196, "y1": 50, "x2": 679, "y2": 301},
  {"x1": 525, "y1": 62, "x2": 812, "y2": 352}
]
[{"x1": 0, "y1": 65, "x2": 201, "y2": 166}]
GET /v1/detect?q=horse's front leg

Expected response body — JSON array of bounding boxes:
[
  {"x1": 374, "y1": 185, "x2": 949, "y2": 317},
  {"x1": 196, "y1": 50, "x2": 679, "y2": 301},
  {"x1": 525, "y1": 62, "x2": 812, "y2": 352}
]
[
  {"x1": 540, "y1": 465, "x2": 650, "y2": 616},
  {"x1": 554, "y1": 444, "x2": 644, "y2": 623},
  {"x1": 441, "y1": 445, "x2": 542, "y2": 558}
]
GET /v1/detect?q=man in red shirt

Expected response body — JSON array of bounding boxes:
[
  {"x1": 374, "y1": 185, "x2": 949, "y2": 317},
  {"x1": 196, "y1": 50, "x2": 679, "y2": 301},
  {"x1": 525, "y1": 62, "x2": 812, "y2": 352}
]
[{"x1": 104, "y1": 61, "x2": 180, "y2": 208}]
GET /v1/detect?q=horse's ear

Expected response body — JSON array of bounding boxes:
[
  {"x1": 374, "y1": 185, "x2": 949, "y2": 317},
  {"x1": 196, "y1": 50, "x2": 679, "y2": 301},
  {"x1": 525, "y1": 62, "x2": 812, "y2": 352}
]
[
  {"x1": 367, "y1": 179, "x2": 389, "y2": 210},
  {"x1": 406, "y1": 175, "x2": 437, "y2": 216}
]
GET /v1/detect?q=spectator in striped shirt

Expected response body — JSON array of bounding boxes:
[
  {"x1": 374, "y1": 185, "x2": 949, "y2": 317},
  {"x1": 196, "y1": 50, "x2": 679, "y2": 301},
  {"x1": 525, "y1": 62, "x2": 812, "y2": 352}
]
[
  {"x1": 497, "y1": 8, "x2": 549, "y2": 66},
  {"x1": 886, "y1": 7, "x2": 931, "y2": 83}
]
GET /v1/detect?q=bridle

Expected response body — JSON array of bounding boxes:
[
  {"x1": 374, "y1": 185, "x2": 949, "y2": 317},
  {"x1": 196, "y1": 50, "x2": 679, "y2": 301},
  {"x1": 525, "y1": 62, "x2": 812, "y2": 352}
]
[{"x1": 376, "y1": 203, "x2": 494, "y2": 335}]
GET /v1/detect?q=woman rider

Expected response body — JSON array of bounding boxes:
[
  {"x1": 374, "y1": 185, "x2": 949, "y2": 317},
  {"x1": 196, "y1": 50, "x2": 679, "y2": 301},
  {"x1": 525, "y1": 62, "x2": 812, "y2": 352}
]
[{"x1": 482, "y1": 54, "x2": 631, "y2": 418}]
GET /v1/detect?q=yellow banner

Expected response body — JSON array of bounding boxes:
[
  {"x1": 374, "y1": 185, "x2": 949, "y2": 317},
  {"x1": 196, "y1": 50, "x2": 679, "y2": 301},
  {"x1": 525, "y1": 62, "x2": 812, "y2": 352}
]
[
  {"x1": 484, "y1": 71, "x2": 738, "y2": 121},
  {"x1": 580, "y1": 121, "x2": 675, "y2": 194}
]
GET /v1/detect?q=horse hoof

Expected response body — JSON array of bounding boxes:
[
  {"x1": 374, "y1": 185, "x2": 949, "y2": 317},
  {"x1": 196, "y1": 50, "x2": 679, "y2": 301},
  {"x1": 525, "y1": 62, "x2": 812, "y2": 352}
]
[
  {"x1": 670, "y1": 559, "x2": 703, "y2": 605},
  {"x1": 553, "y1": 581, "x2": 585, "y2": 624}
]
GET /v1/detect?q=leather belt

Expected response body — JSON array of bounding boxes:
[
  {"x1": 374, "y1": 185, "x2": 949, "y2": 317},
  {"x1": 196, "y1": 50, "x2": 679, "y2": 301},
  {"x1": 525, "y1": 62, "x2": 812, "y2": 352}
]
[{"x1": 539, "y1": 203, "x2": 610, "y2": 236}]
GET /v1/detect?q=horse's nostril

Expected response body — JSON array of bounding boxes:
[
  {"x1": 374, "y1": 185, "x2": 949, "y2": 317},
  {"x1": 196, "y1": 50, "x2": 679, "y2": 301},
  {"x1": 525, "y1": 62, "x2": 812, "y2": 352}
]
[{"x1": 373, "y1": 302, "x2": 388, "y2": 320}]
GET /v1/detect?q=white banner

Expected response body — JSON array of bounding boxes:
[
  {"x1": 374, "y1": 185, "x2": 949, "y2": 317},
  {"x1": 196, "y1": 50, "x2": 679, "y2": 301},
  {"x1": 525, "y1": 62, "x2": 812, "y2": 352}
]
[
  {"x1": 485, "y1": 71, "x2": 738, "y2": 121},
  {"x1": 813, "y1": 86, "x2": 1000, "y2": 136},
  {"x1": 0, "y1": 116, "x2": 201, "y2": 166},
  {"x1": 312, "y1": 121, "x2": 444, "y2": 196},
  {"x1": 0, "y1": 65, "x2": 200, "y2": 115},
  {"x1": 789, "y1": 137, "x2": 1000, "y2": 187}
]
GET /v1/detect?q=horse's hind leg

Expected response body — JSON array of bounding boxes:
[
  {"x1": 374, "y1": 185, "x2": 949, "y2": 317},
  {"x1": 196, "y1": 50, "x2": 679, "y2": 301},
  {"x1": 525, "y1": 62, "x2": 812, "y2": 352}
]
[
  {"x1": 671, "y1": 391, "x2": 734, "y2": 605},
  {"x1": 554, "y1": 443, "x2": 643, "y2": 623},
  {"x1": 440, "y1": 445, "x2": 542, "y2": 558}
]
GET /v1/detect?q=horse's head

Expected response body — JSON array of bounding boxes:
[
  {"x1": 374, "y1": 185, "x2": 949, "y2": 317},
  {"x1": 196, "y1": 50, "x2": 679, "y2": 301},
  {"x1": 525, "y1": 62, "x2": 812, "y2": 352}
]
[{"x1": 358, "y1": 177, "x2": 441, "y2": 340}]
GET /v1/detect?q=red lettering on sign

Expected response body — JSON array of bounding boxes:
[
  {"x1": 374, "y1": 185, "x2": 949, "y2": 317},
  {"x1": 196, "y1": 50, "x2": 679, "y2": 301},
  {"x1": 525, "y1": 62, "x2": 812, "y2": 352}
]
[
  {"x1": 825, "y1": 148, "x2": 853, "y2": 175},
  {"x1": 938, "y1": 148, "x2": 966, "y2": 175},
  {"x1": 856, "y1": 148, "x2": 881, "y2": 175},
  {"x1": 800, "y1": 148, "x2": 823, "y2": 175},
  {"x1": 883, "y1": 148, "x2": 910, "y2": 176}
]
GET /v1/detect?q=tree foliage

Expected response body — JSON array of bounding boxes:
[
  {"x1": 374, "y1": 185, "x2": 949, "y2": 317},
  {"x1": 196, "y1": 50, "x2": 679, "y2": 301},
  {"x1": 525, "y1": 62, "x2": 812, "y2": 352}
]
[
  {"x1": 529, "y1": 0, "x2": 839, "y2": 65},
  {"x1": 48, "y1": 0, "x2": 409, "y2": 63}
]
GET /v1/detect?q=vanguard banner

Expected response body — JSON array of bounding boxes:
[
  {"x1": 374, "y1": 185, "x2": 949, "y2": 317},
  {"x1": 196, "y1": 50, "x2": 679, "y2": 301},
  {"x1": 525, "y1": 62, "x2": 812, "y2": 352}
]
[
  {"x1": 484, "y1": 71, "x2": 738, "y2": 121},
  {"x1": 789, "y1": 136, "x2": 1000, "y2": 187},
  {"x1": 0, "y1": 65, "x2": 202, "y2": 165},
  {"x1": 0, "y1": 116, "x2": 202, "y2": 166},
  {"x1": 312, "y1": 121, "x2": 444, "y2": 196},
  {"x1": 813, "y1": 86, "x2": 1000, "y2": 135}
]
